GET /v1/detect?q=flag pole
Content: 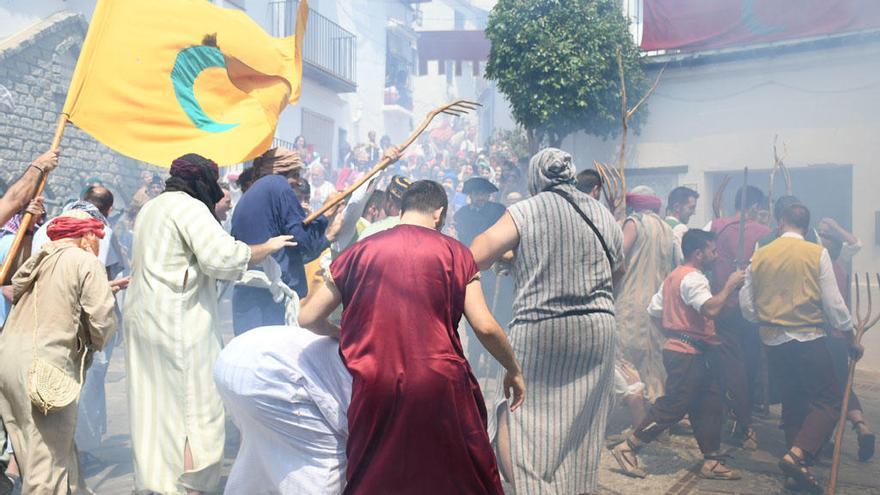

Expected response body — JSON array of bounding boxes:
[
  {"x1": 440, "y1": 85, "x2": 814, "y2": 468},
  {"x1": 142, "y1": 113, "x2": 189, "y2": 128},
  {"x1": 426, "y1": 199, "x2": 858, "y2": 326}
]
[{"x1": 0, "y1": 113, "x2": 69, "y2": 284}]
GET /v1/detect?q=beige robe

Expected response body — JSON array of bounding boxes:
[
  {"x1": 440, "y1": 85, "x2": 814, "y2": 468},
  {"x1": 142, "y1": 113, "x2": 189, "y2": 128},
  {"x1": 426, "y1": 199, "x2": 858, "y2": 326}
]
[
  {"x1": 0, "y1": 243, "x2": 117, "y2": 495},
  {"x1": 615, "y1": 211, "x2": 680, "y2": 400}
]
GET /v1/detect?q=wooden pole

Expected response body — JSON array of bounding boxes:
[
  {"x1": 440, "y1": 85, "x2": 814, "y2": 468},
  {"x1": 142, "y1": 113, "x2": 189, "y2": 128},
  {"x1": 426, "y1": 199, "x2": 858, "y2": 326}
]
[
  {"x1": 0, "y1": 114, "x2": 68, "y2": 283},
  {"x1": 827, "y1": 359, "x2": 856, "y2": 494}
]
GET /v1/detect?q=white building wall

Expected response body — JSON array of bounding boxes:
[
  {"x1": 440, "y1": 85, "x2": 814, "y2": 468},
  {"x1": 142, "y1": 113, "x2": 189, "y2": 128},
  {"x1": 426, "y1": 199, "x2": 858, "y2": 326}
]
[{"x1": 566, "y1": 39, "x2": 880, "y2": 274}]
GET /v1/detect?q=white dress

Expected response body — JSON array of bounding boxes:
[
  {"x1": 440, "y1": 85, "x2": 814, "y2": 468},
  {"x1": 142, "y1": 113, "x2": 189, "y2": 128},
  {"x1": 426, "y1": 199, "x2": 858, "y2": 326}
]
[
  {"x1": 124, "y1": 192, "x2": 251, "y2": 494},
  {"x1": 214, "y1": 326, "x2": 352, "y2": 495}
]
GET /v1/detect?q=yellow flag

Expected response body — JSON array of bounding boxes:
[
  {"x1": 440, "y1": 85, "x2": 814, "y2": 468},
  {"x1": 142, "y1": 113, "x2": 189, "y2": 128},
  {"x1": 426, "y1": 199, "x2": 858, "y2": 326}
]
[{"x1": 63, "y1": 0, "x2": 308, "y2": 166}]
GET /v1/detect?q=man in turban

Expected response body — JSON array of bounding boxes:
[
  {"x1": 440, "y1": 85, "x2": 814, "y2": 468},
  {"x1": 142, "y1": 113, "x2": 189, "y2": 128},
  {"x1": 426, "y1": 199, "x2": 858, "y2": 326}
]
[
  {"x1": 615, "y1": 185, "x2": 680, "y2": 400},
  {"x1": 231, "y1": 147, "x2": 344, "y2": 335},
  {"x1": 124, "y1": 153, "x2": 296, "y2": 494}
]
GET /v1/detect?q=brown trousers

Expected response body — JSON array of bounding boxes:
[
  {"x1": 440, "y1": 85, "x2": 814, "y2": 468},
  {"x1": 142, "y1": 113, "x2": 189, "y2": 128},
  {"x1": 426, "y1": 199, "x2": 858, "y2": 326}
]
[
  {"x1": 767, "y1": 337, "x2": 842, "y2": 457},
  {"x1": 633, "y1": 348, "x2": 723, "y2": 456},
  {"x1": 714, "y1": 307, "x2": 757, "y2": 429}
]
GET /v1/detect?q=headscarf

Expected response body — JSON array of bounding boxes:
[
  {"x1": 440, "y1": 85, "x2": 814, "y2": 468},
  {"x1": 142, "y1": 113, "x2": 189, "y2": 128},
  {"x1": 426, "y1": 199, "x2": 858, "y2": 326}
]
[
  {"x1": 260, "y1": 147, "x2": 303, "y2": 175},
  {"x1": 528, "y1": 148, "x2": 576, "y2": 196},
  {"x1": 626, "y1": 185, "x2": 662, "y2": 213},
  {"x1": 164, "y1": 153, "x2": 224, "y2": 219},
  {"x1": 47, "y1": 210, "x2": 105, "y2": 241},
  {"x1": 0, "y1": 214, "x2": 23, "y2": 238},
  {"x1": 62, "y1": 200, "x2": 108, "y2": 225}
]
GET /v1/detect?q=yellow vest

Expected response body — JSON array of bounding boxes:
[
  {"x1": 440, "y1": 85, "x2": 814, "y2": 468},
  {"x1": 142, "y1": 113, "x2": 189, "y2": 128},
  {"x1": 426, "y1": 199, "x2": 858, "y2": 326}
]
[{"x1": 751, "y1": 236, "x2": 824, "y2": 332}]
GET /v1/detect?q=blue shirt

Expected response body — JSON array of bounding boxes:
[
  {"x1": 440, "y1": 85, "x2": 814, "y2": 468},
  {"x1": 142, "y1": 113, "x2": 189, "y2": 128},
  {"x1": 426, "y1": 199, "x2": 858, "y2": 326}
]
[{"x1": 231, "y1": 174, "x2": 329, "y2": 297}]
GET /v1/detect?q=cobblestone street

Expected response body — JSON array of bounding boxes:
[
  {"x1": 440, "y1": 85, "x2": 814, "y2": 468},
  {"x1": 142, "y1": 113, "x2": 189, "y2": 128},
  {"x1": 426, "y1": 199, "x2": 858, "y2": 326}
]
[{"x1": 68, "y1": 327, "x2": 880, "y2": 495}]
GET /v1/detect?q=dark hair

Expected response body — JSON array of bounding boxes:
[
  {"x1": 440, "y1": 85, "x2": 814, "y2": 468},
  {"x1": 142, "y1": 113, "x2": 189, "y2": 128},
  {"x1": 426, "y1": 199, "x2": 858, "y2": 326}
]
[
  {"x1": 774, "y1": 195, "x2": 800, "y2": 221},
  {"x1": 681, "y1": 229, "x2": 716, "y2": 260},
  {"x1": 83, "y1": 185, "x2": 114, "y2": 216},
  {"x1": 734, "y1": 185, "x2": 765, "y2": 211},
  {"x1": 781, "y1": 203, "x2": 810, "y2": 232},
  {"x1": 293, "y1": 179, "x2": 311, "y2": 200},
  {"x1": 401, "y1": 180, "x2": 448, "y2": 215},
  {"x1": 668, "y1": 186, "x2": 699, "y2": 209},
  {"x1": 237, "y1": 167, "x2": 257, "y2": 192},
  {"x1": 364, "y1": 189, "x2": 386, "y2": 213},
  {"x1": 576, "y1": 169, "x2": 602, "y2": 194}
]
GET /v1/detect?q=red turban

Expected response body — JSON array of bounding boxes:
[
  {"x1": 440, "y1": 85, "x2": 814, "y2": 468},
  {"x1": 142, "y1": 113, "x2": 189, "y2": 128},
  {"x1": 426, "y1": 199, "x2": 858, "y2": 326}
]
[
  {"x1": 46, "y1": 216, "x2": 105, "y2": 241},
  {"x1": 626, "y1": 193, "x2": 663, "y2": 213}
]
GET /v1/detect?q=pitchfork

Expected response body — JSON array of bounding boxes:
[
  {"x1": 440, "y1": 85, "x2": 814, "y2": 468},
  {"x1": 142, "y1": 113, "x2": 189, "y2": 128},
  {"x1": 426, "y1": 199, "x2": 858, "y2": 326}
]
[
  {"x1": 304, "y1": 100, "x2": 481, "y2": 224},
  {"x1": 827, "y1": 273, "x2": 880, "y2": 494},
  {"x1": 594, "y1": 160, "x2": 626, "y2": 219},
  {"x1": 768, "y1": 135, "x2": 792, "y2": 215}
]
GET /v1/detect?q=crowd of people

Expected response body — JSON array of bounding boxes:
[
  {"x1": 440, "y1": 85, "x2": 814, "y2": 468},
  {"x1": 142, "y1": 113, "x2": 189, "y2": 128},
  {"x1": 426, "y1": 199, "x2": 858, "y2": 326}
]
[{"x1": 0, "y1": 123, "x2": 872, "y2": 495}]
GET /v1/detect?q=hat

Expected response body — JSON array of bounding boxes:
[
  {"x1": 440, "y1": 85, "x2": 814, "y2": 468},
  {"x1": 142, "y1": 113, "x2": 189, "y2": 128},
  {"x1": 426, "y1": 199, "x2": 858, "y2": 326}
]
[
  {"x1": 387, "y1": 175, "x2": 412, "y2": 201},
  {"x1": 462, "y1": 177, "x2": 498, "y2": 195}
]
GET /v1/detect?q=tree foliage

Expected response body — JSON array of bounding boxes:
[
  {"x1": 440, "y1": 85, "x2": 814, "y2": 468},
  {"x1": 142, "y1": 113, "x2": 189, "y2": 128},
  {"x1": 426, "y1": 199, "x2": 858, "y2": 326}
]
[{"x1": 485, "y1": 0, "x2": 648, "y2": 151}]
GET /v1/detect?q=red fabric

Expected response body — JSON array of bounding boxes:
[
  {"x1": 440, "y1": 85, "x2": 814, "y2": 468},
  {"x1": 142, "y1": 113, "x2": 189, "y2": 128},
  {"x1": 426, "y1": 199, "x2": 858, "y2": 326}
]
[
  {"x1": 330, "y1": 224, "x2": 503, "y2": 495},
  {"x1": 46, "y1": 216, "x2": 105, "y2": 241},
  {"x1": 642, "y1": 0, "x2": 880, "y2": 51},
  {"x1": 710, "y1": 214, "x2": 771, "y2": 308},
  {"x1": 626, "y1": 193, "x2": 662, "y2": 213},
  {"x1": 661, "y1": 265, "x2": 719, "y2": 354}
]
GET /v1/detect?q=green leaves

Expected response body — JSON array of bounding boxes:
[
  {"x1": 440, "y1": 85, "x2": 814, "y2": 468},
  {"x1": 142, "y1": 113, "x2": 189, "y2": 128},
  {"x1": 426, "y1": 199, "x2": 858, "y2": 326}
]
[{"x1": 485, "y1": 0, "x2": 649, "y2": 147}]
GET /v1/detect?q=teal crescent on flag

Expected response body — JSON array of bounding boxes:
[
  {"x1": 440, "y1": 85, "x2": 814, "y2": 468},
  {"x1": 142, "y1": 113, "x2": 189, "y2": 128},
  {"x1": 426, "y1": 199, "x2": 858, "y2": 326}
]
[{"x1": 171, "y1": 45, "x2": 239, "y2": 133}]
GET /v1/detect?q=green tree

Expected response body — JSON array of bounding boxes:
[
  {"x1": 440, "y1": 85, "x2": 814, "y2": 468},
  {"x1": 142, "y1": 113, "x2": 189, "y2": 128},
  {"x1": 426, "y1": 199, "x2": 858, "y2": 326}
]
[{"x1": 485, "y1": 0, "x2": 648, "y2": 153}]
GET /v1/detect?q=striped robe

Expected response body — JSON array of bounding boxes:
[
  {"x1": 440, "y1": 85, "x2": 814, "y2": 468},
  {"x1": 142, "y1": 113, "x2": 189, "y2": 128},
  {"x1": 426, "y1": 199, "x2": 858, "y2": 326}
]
[
  {"x1": 503, "y1": 185, "x2": 623, "y2": 494},
  {"x1": 124, "y1": 192, "x2": 250, "y2": 494}
]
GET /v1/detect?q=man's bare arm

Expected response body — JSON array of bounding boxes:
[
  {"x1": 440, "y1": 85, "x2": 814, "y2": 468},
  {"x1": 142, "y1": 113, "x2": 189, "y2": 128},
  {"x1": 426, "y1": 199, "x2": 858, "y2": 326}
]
[
  {"x1": 0, "y1": 150, "x2": 59, "y2": 226},
  {"x1": 470, "y1": 212, "x2": 520, "y2": 272},
  {"x1": 463, "y1": 279, "x2": 525, "y2": 411},
  {"x1": 298, "y1": 280, "x2": 342, "y2": 338}
]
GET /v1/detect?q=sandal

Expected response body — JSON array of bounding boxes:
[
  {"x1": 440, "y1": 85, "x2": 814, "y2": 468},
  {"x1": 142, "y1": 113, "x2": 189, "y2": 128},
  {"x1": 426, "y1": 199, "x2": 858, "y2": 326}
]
[
  {"x1": 608, "y1": 439, "x2": 648, "y2": 479},
  {"x1": 778, "y1": 450, "x2": 821, "y2": 494},
  {"x1": 699, "y1": 454, "x2": 741, "y2": 480},
  {"x1": 854, "y1": 421, "x2": 875, "y2": 462}
]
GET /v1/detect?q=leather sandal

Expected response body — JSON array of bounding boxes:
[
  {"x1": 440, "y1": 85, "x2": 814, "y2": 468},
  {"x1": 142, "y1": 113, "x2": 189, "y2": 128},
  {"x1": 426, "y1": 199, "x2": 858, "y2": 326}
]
[
  {"x1": 699, "y1": 458, "x2": 741, "y2": 480},
  {"x1": 778, "y1": 449, "x2": 821, "y2": 494},
  {"x1": 608, "y1": 439, "x2": 648, "y2": 479},
  {"x1": 854, "y1": 421, "x2": 875, "y2": 462}
]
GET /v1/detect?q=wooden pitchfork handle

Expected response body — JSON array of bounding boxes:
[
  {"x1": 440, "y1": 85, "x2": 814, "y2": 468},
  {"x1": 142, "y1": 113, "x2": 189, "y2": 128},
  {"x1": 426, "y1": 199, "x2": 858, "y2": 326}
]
[
  {"x1": 303, "y1": 100, "x2": 481, "y2": 225},
  {"x1": 827, "y1": 272, "x2": 880, "y2": 495}
]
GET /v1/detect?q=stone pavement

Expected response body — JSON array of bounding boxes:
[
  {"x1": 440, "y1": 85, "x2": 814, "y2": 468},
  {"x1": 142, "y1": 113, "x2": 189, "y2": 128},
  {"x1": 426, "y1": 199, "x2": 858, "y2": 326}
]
[{"x1": 70, "y1": 348, "x2": 880, "y2": 495}]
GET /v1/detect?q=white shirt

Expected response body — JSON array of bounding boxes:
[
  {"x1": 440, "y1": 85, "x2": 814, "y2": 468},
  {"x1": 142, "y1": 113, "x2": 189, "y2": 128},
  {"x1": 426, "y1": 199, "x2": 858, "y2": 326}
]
[
  {"x1": 739, "y1": 232, "x2": 853, "y2": 346},
  {"x1": 665, "y1": 216, "x2": 689, "y2": 243},
  {"x1": 647, "y1": 269, "x2": 713, "y2": 319}
]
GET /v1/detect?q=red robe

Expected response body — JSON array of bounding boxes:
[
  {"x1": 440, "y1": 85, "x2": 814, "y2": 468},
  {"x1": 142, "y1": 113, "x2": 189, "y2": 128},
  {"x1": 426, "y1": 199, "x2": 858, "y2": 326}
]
[
  {"x1": 710, "y1": 214, "x2": 771, "y2": 307},
  {"x1": 330, "y1": 224, "x2": 504, "y2": 495}
]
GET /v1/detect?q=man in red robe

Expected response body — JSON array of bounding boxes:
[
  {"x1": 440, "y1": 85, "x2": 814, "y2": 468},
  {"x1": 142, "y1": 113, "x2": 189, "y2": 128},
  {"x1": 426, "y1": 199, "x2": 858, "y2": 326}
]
[{"x1": 299, "y1": 180, "x2": 525, "y2": 495}]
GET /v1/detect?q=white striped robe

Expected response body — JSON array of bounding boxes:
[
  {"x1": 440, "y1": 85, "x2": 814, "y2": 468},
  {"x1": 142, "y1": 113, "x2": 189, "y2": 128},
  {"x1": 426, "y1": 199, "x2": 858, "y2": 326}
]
[{"x1": 124, "y1": 192, "x2": 250, "y2": 494}]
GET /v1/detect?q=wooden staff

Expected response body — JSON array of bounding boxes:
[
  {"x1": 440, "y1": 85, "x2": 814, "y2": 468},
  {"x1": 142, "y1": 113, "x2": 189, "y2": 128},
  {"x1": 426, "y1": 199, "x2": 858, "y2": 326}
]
[
  {"x1": 304, "y1": 100, "x2": 480, "y2": 225},
  {"x1": 827, "y1": 273, "x2": 880, "y2": 494},
  {"x1": 0, "y1": 114, "x2": 68, "y2": 283},
  {"x1": 712, "y1": 175, "x2": 731, "y2": 220}
]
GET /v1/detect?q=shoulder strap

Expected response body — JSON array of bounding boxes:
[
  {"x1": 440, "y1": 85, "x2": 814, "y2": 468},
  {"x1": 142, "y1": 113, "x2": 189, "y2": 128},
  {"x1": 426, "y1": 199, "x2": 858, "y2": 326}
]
[{"x1": 547, "y1": 188, "x2": 615, "y2": 270}]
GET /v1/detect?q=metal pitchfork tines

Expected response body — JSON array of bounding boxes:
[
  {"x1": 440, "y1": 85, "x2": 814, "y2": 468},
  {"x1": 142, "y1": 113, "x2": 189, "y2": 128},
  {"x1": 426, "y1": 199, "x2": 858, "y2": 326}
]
[
  {"x1": 594, "y1": 160, "x2": 626, "y2": 218},
  {"x1": 827, "y1": 272, "x2": 880, "y2": 495},
  {"x1": 303, "y1": 100, "x2": 481, "y2": 224}
]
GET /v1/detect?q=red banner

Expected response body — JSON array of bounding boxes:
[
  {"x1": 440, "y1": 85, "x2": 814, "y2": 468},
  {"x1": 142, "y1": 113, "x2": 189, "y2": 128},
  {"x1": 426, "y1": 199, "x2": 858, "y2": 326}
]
[{"x1": 641, "y1": 0, "x2": 880, "y2": 51}]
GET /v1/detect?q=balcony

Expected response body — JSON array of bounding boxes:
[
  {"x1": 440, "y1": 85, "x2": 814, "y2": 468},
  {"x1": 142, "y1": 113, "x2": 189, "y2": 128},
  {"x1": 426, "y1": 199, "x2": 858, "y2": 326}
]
[{"x1": 269, "y1": 1, "x2": 357, "y2": 93}]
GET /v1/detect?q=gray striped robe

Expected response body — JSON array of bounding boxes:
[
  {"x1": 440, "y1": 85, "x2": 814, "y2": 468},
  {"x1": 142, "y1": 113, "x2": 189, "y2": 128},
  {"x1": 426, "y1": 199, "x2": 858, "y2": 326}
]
[{"x1": 503, "y1": 184, "x2": 623, "y2": 494}]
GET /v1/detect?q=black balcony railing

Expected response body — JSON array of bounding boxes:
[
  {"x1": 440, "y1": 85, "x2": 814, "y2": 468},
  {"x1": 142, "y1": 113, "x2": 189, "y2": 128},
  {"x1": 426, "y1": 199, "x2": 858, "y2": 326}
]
[{"x1": 269, "y1": 1, "x2": 357, "y2": 92}]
